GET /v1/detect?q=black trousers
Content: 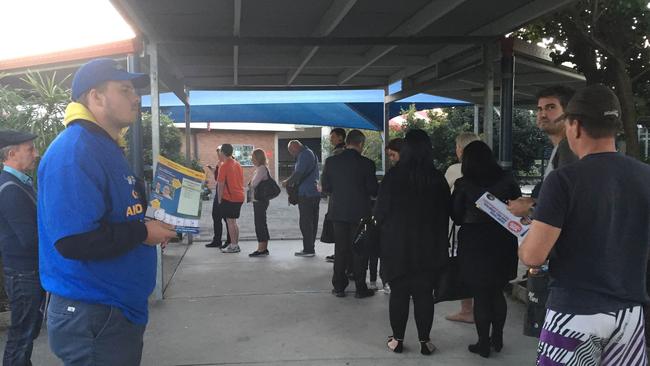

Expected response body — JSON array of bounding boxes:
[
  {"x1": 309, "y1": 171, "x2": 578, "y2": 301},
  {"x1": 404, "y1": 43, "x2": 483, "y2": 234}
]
[
  {"x1": 253, "y1": 200, "x2": 270, "y2": 242},
  {"x1": 211, "y1": 195, "x2": 230, "y2": 245},
  {"x1": 298, "y1": 196, "x2": 320, "y2": 253},
  {"x1": 389, "y1": 273, "x2": 435, "y2": 341},
  {"x1": 368, "y1": 252, "x2": 383, "y2": 283},
  {"x1": 331, "y1": 221, "x2": 369, "y2": 292},
  {"x1": 471, "y1": 284, "x2": 507, "y2": 343}
]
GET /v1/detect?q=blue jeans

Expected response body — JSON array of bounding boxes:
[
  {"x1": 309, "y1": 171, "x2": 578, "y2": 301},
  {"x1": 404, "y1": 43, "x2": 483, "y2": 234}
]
[
  {"x1": 47, "y1": 294, "x2": 146, "y2": 366},
  {"x1": 2, "y1": 268, "x2": 45, "y2": 366}
]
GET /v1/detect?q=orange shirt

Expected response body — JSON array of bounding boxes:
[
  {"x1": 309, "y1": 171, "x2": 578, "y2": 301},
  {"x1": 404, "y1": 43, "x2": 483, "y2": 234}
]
[{"x1": 217, "y1": 158, "x2": 245, "y2": 203}]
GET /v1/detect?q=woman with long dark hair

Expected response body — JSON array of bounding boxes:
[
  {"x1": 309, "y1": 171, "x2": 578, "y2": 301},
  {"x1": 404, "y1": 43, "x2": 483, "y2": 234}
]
[
  {"x1": 374, "y1": 129, "x2": 450, "y2": 355},
  {"x1": 451, "y1": 140, "x2": 520, "y2": 358}
]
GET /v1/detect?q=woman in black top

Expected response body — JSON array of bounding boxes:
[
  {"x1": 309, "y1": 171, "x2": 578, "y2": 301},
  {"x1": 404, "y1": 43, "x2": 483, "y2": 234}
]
[
  {"x1": 374, "y1": 129, "x2": 450, "y2": 355},
  {"x1": 451, "y1": 141, "x2": 521, "y2": 358}
]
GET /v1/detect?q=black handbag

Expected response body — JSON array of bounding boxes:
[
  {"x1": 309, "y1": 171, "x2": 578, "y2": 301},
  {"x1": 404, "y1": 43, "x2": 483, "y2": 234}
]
[
  {"x1": 352, "y1": 216, "x2": 379, "y2": 256},
  {"x1": 287, "y1": 185, "x2": 300, "y2": 205},
  {"x1": 320, "y1": 214, "x2": 335, "y2": 243},
  {"x1": 523, "y1": 269, "x2": 550, "y2": 337},
  {"x1": 434, "y1": 225, "x2": 472, "y2": 303},
  {"x1": 254, "y1": 167, "x2": 281, "y2": 201}
]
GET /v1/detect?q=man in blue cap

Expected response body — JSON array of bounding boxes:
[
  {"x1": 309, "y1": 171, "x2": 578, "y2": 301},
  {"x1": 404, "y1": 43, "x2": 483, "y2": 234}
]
[
  {"x1": 38, "y1": 58, "x2": 177, "y2": 365},
  {"x1": 0, "y1": 129, "x2": 43, "y2": 365}
]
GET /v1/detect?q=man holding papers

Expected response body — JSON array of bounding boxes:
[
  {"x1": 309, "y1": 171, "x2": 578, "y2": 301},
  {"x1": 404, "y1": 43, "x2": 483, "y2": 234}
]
[
  {"x1": 38, "y1": 59, "x2": 177, "y2": 365},
  {"x1": 520, "y1": 84, "x2": 650, "y2": 366}
]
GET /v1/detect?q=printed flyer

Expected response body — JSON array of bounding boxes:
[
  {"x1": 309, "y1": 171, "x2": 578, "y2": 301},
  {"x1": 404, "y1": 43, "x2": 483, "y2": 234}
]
[
  {"x1": 147, "y1": 155, "x2": 206, "y2": 233},
  {"x1": 475, "y1": 192, "x2": 531, "y2": 243}
]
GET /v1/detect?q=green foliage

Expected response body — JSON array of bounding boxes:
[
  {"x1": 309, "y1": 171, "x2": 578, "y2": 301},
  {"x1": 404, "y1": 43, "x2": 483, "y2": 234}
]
[
  {"x1": 361, "y1": 130, "x2": 384, "y2": 171},
  {"x1": 514, "y1": 0, "x2": 650, "y2": 158},
  {"x1": 389, "y1": 104, "x2": 472, "y2": 172},
  {"x1": 0, "y1": 72, "x2": 70, "y2": 156},
  {"x1": 125, "y1": 112, "x2": 184, "y2": 171},
  {"x1": 186, "y1": 159, "x2": 204, "y2": 173},
  {"x1": 389, "y1": 104, "x2": 546, "y2": 175}
]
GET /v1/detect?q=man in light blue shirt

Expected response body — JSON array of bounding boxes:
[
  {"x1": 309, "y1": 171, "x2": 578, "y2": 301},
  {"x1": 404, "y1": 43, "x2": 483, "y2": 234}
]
[{"x1": 0, "y1": 129, "x2": 44, "y2": 366}]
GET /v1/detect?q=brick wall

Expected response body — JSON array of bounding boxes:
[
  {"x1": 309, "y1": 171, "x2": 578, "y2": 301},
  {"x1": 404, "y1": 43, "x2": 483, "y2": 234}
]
[{"x1": 181, "y1": 130, "x2": 277, "y2": 188}]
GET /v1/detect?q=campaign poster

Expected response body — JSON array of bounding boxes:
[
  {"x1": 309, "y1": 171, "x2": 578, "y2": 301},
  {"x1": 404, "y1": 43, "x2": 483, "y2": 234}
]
[
  {"x1": 475, "y1": 192, "x2": 531, "y2": 244},
  {"x1": 147, "y1": 155, "x2": 206, "y2": 233}
]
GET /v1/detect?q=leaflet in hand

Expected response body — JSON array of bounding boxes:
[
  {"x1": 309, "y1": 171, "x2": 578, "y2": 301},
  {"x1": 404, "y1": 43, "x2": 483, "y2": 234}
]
[
  {"x1": 475, "y1": 192, "x2": 531, "y2": 243},
  {"x1": 146, "y1": 155, "x2": 206, "y2": 233}
]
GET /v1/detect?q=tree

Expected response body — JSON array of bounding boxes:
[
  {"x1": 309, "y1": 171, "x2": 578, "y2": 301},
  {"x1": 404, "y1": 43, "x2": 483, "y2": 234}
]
[
  {"x1": 389, "y1": 104, "x2": 471, "y2": 172},
  {"x1": 122, "y1": 112, "x2": 202, "y2": 179},
  {"x1": 125, "y1": 112, "x2": 183, "y2": 171},
  {"x1": 389, "y1": 105, "x2": 547, "y2": 175},
  {"x1": 492, "y1": 109, "x2": 548, "y2": 178},
  {"x1": 515, "y1": 0, "x2": 650, "y2": 158},
  {"x1": 0, "y1": 72, "x2": 69, "y2": 156}
]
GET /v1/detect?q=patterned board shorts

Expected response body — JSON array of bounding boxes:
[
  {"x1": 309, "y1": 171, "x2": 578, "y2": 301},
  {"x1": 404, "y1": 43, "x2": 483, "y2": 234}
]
[{"x1": 537, "y1": 306, "x2": 648, "y2": 366}]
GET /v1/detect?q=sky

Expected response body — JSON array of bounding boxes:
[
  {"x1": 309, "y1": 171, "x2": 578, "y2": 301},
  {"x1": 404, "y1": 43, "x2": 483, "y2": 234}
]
[{"x1": 0, "y1": 0, "x2": 134, "y2": 60}]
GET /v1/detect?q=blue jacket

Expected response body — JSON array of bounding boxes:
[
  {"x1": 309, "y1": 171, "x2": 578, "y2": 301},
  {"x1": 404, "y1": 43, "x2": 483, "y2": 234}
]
[
  {"x1": 0, "y1": 170, "x2": 38, "y2": 270},
  {"x1": 287, "y1": 147, "x2": 320, "y2": 197},
  {"x1": 39, "y1": 119, "x2": 155, "y2": 325}
]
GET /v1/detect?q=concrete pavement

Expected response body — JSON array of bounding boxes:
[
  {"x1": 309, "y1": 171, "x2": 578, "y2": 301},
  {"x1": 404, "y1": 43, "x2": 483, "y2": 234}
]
[
  {"x1": 2, "y1": 237, "x2": 540, "y2": 365},
  {"x1": 0, "y1": 193, "x2": 540, "y2": 365}
]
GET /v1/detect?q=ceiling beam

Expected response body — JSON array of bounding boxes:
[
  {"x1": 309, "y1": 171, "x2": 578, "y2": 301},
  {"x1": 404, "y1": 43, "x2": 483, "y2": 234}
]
[
  {"x1": 233, "y1": 0, "x2": 241, "y2": 86},
  {"x1": 185, "y1": 74, "x2": 388, "y2": 88},
  {"x1": 389, "y1": 0, "x2": 577, "y2": 86},
  {"x1": 516, "y1": 57, "x2": 585, "y2": 81},
  {"x1": 337, "y1": 0, "x2": 470, "y2": 85},
  {"x1": 155, "y1": 55, "x2": 188, "y2": 103},
  {"x1": 161, "y1": 35, "x2": 496, "y2": 47},
  {"x1": 110, "y1": 0, "x2": 188, "y2": 104},
  {"x1": 176, "y1": 54, "x2": 430, "y2": 69},
  {"x1": 385, "y1": 64, "x2": 479, "y2": 103},
  {"x1": 287, "y1": 0, "x2": 357, "y2": 85}
]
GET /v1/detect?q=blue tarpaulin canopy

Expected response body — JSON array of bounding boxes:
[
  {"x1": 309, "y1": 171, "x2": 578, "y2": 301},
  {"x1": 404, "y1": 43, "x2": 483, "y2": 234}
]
[{"x1": 142, "y1": 89, "x2": 469, "y2": 131}]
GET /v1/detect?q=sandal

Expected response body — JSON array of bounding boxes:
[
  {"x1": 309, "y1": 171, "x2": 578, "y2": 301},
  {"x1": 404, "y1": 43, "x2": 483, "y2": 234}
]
[{"x1": 387, "y1": 336, "x2": 403, "y2": 353}]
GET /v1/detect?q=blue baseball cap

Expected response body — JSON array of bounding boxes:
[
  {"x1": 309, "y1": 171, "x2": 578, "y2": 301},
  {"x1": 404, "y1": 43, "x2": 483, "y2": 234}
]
[{"x1": 71, "y1": 58, "x2": 149, "y2": 101}]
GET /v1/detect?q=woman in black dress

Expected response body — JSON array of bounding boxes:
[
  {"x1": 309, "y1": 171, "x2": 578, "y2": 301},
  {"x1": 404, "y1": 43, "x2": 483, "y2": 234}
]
[
  {"x1": 451, "y1": 140, "x2": 521, "y2": 358},
  {"x1": 374, "y1": 129, "x2": 450, "y2": 355}
]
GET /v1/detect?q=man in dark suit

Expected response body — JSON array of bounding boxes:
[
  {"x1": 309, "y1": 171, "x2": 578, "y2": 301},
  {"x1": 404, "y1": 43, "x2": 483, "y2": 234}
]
[{"x1": 321, "y1": 130, "x2": 378, "y2": 298}]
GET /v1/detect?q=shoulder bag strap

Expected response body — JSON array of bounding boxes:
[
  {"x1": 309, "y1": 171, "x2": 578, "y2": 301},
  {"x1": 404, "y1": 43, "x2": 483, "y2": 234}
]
[{"x1": 0, "y1": 181, "x2": 36, "y2": 206}]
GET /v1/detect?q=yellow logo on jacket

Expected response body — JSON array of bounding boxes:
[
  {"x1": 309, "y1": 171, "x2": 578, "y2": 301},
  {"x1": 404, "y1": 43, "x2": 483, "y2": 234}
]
[{"x1": 126, "y1": 189, "x2": 144, "y2": 217}]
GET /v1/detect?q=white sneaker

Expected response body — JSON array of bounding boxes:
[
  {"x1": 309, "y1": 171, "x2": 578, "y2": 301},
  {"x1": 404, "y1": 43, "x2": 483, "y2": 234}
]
[
  {"x1": 383, "y1": 283, "x2": 391, "y2": 294},
  {"x1": 221, "y1": 244, "x2": 241, "y2": 253},
  {"x1": 368, "y1": 281, "x2": 378, "y2": 290}
]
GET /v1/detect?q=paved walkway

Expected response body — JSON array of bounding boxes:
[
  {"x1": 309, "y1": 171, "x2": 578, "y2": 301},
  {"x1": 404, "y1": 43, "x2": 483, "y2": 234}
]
[
  {"x1": 0, "y1": 237, "x2": 539, "y2": 365},
  {"x1": 197, "y1": 191, "x2": 329, "y2": 242},
  {"x1": 0, "y1": 192, "x2": 542, "y2": 365}
]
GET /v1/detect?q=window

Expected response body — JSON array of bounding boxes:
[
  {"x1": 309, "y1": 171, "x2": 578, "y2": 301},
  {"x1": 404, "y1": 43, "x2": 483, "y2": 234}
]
[{"x1": 232, "y1": 144, "x2": 254, "y2": 166}]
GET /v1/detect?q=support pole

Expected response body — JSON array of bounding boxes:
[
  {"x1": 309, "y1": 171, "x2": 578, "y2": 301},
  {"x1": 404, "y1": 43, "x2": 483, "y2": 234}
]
[
  {"x1": 473, "y1": 104, "x2": 480, "y2": 135},
  {"x1": 184, "y1": 88, "x2": 193, "y2": 245},
  {"x1": 383, "y1": 86, "x2": 389, "y2": 173},
  {"x1": 148, "y1": 43, "x2": 163, "y2": 301},
  {"x1": 483, "y1": 44, "x2": 494, "y2": 149},
  {"x1": 127, "y1": 54, "x2": 144, "y2": 179},
  {"x1": 184, "y1": 90, "x2": 191, "y2": 163},
  {"x1": 499, "y1": 38, "x2": 515, "y2": 170}
]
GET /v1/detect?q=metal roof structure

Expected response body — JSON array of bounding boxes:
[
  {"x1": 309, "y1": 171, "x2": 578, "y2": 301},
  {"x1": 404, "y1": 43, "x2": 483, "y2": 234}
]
[{"x1": 109, "y1": 0, "x2": 583, "y2": 104}]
